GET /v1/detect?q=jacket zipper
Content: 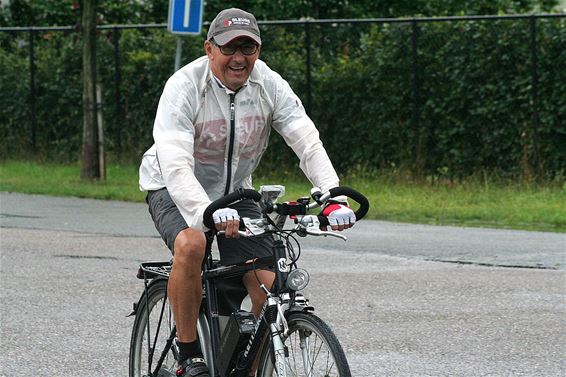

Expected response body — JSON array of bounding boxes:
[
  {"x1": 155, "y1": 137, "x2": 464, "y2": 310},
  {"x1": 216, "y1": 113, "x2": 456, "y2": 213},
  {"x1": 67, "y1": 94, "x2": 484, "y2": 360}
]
[{"x1": 224, "y1": 93, "x2": 236, "y2": 195}]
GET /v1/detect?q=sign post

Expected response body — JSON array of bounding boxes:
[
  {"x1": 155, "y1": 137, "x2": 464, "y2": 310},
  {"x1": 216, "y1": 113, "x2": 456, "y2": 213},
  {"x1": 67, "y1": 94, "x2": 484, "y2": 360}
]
[{"x1": 168, "y1": 0, "x2": 204, "y2": 71}]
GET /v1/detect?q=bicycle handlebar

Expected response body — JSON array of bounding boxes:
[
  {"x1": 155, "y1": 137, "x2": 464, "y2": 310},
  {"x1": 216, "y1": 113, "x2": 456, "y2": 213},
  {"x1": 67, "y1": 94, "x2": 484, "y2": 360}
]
[
  {"x1": 202, "y1": 188, "x2": 262, "y2": 230},
  {"x1": 317, "y1": 186, "x2": 370, "y2": 227},
  {"x1": 202, "y1": 186, "x2": 369, "y2": 231}
]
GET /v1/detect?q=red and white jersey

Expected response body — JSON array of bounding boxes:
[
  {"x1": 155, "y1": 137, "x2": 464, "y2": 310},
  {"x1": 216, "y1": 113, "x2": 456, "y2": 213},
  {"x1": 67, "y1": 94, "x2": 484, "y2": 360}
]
[{"x1": 139, "y1": 56, "x2": 339, "y2": 231}]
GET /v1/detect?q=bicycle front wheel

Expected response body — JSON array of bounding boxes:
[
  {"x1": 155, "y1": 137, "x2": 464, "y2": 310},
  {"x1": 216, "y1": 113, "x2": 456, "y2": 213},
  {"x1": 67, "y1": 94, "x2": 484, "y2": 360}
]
[{"x1": 257, "y1": 311, "x2": 351, "y2": 377}]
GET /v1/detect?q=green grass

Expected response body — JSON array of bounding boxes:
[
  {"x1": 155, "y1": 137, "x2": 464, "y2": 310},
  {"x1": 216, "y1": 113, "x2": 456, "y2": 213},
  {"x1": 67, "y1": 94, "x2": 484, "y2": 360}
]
[
  {"x1": 1, "y1": 160, "x2": 565, "y2": 233},
  {"x1": 0, "y1": 161, "x2": 145, "y2": 202},
  {"x1": 343, "y1": 176, "x2": 566, "y2": 232}
]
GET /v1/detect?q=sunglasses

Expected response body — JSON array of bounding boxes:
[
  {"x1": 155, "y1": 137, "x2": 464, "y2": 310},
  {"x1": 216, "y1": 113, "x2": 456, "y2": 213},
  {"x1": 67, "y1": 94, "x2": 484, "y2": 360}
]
[{"x1": 211, "y1": 39, "x2": 259, "y2": 56}]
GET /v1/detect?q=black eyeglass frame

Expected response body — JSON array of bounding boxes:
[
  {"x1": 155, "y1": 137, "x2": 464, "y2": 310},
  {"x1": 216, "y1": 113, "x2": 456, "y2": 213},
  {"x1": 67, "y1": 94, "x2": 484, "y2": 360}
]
[{"x1": 210, "y1": 38, "x2": 260, "y2": 56}]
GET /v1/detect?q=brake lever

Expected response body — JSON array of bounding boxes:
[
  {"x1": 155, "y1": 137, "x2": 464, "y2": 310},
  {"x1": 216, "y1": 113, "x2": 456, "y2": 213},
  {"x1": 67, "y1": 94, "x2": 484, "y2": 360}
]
[
  {"x1": 297, "y1": 215, "x2": 348, "y2": 241},
  {"x1": 305, "y1": 228, "x2": 347, "y2": 241},
  {"x1": 217, "y1": 230, "x2": 251, "y2": 238},
  {"x1": 216, "y1": 218, "x2": 267, "y2": 238}
]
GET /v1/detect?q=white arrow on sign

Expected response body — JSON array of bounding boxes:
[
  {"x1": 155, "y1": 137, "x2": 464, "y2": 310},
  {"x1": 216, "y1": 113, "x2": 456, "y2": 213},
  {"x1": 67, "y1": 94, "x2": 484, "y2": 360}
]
[
  {"x1": 183, "y1": 0, "x2": 191, "y2": 28},
  {"x1": 168, "y1": 0, "x2": 203, "y2": 35}
]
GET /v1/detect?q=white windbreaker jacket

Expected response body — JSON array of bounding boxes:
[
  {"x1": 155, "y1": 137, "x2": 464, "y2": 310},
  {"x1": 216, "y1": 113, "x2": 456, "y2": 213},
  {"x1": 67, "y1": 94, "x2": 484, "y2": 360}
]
[{"x1": 139, "y1": 56, "x2": 339, "y2": 231}]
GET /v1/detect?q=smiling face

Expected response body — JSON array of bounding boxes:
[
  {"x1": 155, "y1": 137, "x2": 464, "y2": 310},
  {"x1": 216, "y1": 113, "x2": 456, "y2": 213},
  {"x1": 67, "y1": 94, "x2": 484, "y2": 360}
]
[{"x1": 205, "y1": 37, "x2": 260, "y2": 91}]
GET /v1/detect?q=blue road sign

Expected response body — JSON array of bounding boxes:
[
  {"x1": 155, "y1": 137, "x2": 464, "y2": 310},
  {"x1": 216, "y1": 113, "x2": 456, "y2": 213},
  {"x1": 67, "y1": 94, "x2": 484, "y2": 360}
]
[{"x1": 168, "y1": 0, "x2": 204, "y2": 35}]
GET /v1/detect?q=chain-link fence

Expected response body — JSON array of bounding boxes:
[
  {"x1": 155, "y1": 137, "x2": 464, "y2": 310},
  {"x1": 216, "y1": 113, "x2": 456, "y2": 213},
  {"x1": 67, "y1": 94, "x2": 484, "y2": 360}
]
[{"x1": 1, "y1": 14, "x2": 564, "y2": 178}]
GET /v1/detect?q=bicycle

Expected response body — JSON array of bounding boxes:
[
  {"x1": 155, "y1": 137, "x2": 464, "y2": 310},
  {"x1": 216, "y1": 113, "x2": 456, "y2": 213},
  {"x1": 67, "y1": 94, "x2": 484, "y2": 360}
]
[{"x1": 128, "y1": 185, "x2": 369, "y2": 377}]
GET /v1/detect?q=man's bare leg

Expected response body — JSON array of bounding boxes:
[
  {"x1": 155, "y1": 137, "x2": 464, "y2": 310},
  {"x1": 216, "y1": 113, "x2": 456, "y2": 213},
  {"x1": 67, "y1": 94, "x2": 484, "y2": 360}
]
[
  {"x1": 243, "y1": 269, "x2": 275, "y2": 316},
  {"x1": 168, "y1": 228, "x2": 207, "y2": 343}
]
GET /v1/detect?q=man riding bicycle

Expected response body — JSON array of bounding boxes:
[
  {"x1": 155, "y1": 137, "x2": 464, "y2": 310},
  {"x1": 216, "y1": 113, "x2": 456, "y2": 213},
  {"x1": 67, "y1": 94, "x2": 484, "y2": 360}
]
[{"x1": 139, "y1": 8, "x2": 356, "y2": 377}]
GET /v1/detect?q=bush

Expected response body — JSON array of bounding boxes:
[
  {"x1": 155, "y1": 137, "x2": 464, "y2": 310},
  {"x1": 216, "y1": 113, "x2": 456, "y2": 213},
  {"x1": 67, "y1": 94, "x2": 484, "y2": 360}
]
[
  {"x1": 309, "y1": 18, "x2": 566, "y2": 179},
  {"x1": 1, "y1": 16, "x2": 564, "y2": 180}
]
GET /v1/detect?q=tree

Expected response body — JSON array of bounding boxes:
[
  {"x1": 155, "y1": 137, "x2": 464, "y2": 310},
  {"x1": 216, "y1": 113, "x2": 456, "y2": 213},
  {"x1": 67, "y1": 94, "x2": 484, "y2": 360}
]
[
  {"x1": 2, "y1": 0, "x2": 559, "y2": 28},
  {"x1": 81, "y1": 0, "x2": 99, "y2": 180}
]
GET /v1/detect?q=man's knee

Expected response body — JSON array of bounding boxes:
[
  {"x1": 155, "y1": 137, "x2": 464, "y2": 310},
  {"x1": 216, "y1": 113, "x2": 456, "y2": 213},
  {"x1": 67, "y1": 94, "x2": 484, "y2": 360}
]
[{"x1": 173, "y1": 228, "x2": 206, "y2": 266}]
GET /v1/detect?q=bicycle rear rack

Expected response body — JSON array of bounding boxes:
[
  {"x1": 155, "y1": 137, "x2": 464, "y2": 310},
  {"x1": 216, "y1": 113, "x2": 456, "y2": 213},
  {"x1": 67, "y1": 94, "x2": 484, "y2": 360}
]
[
  {"x1": 136, "y1": 255, "x2": 274, "y2": 281},
  {"x1": 137, "y1": 261, "x2": 172, "y2": 279}
]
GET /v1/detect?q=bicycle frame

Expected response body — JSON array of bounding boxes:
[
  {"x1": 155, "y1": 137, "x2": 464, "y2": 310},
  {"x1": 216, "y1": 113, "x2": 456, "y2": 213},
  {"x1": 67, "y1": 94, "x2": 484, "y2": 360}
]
[
  {"x1": 203, "y1": 238, "x2": 294, "y2": 377},
  {"x1": 136, "y1": 237, "x2": 303, "y2": 377},
  {"x1": 133, "y1": 185, "x2": 368, "y2": 377}
]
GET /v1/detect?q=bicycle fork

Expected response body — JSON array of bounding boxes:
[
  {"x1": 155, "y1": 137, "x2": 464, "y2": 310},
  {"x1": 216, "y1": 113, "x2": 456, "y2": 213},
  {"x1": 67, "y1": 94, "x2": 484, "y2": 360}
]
[
  {"x1": 269, "y1": 294, "x2": 292, "y2": 377},
  {"x1": 269, "y1": 302, "x2": 287, "y2": 376},
  {"x1": 270, "y1": 321, "x2": 287, "y2": 374}
]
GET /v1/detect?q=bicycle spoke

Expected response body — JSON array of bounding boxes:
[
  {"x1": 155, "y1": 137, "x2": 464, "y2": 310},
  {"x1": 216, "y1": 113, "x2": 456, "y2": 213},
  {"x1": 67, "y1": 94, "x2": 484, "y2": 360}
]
[
  {"x1": 259, "y1": 313, "x2": 348, "y2": 377},
  {"x1": 130, "y1": 281, "x2": 178, "y2": 377},
  {"x1": 289, "y1": 330, "x2": 299, "y2": 375},
  {"x1": 308, "y1": 336, "x2": 327, "y2": 376}
]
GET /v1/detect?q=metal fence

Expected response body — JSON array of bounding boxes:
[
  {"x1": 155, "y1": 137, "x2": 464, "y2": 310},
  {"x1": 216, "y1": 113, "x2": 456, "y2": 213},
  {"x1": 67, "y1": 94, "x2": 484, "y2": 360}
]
[{"x1": 1, "y1": 13, "x2": 565, "y2": 175}]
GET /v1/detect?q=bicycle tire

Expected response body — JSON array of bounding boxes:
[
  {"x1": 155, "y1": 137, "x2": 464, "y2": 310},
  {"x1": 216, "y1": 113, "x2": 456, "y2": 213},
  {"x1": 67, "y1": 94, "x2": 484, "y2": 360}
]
[
  {"x1": 129, "y1": 279, "x2": 214, "y2": 377},
  {"x1": 256, "y1": 311, "x2": 351, "y2": 377},
  {"x1": 129, "y1": 279, "x2": 178, "y2": 377}
]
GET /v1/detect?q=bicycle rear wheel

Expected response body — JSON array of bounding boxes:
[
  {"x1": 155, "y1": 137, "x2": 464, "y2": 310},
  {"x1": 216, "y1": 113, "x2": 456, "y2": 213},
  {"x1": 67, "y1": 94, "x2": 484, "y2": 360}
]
[
  {"x1": 129, "y1": 279, "x2": 177, "y2": 377},
  {"x1": 129, "y1": 278, "x2": 215, "y2": 377},
  {"x1": 257, "y1": 311, "x2": 351, "y2": 377}
]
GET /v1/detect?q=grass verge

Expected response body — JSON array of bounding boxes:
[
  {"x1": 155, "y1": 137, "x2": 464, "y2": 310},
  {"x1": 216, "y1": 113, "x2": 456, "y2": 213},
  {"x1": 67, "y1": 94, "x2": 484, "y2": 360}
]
[{"x1": 1, "y1": 160, "x2": 564, "y2": 233}]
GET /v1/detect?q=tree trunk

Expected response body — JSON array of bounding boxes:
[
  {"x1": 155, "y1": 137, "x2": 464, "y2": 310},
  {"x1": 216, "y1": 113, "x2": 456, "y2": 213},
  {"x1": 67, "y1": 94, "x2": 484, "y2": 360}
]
[{"x1": 81, "y1": 0, "x2": 99, "y2": 180}]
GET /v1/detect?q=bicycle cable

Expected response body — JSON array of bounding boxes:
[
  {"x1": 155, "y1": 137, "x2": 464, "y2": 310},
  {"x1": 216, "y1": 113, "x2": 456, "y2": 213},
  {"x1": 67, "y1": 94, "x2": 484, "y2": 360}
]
[{"x1": 241, "y1": 229, "x2": 278, "y2": 287}]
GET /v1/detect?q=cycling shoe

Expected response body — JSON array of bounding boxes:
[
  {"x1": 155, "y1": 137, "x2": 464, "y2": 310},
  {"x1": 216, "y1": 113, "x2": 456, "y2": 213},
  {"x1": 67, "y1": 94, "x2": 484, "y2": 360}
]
[{"x1": 176, "y1": 357, "x2": 209, "y2": 377}]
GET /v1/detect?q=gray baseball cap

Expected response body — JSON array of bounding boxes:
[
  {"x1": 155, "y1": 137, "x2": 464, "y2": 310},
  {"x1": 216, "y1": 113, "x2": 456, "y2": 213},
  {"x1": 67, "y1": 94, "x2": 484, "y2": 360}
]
[{"x1": 207, "y1": 8, "x2": 261, "y2": 45}]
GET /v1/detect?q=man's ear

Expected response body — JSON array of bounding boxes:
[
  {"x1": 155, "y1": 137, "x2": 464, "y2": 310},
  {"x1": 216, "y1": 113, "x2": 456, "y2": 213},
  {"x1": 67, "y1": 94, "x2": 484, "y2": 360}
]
[{"x1": 204, "y1": 40, "x2": 213, "y2": 58}]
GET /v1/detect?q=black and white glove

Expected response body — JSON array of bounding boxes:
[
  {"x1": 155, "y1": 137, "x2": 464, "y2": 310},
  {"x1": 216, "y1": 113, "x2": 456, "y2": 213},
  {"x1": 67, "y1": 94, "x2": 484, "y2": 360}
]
[{"x1": 212, "y1": 208, "x2": 240, "y2": 238}]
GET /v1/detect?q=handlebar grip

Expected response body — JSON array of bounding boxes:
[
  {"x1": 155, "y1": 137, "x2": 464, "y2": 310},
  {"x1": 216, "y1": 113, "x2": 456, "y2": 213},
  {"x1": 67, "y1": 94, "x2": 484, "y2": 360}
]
[
  {"x1": 318, "y1": 186, "x2": 370, "y2": 227},
  {"x1": 202, "y1": 189, "x2": 262, "y2": 230}
]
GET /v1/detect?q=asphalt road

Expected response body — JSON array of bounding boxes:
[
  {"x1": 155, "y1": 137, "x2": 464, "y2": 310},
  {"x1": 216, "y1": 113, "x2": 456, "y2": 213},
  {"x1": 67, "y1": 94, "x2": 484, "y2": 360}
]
[{"x1": 1, "y1": 192, "x2": 565, "y2": 376}]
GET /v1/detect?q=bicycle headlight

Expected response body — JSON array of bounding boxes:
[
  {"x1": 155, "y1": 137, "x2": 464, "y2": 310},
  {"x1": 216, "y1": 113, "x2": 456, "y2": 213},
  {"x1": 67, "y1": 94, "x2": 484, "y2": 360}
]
[{"x1": 286, "y1": 268, "x2": 310, "y2": 291}]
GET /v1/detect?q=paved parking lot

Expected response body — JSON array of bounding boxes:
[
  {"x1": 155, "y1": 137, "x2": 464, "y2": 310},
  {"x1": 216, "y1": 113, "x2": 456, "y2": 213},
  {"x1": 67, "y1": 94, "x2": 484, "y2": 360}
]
[{"x1": 1, "y1": 193, "x2": 565, "y2": 376}]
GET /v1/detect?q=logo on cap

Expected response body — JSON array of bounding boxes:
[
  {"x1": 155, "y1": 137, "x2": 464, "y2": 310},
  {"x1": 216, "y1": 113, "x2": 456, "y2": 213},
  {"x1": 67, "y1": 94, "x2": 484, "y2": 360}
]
[{"x1": 224, "y1": 17, "x2": 251, "y2": 27}]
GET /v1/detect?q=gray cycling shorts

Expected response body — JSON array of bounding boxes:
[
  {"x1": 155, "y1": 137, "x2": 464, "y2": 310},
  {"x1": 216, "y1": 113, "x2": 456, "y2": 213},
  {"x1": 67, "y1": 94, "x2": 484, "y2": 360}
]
[{"x1": 146, "y1": 188, "x2": 273, "y2": 266}]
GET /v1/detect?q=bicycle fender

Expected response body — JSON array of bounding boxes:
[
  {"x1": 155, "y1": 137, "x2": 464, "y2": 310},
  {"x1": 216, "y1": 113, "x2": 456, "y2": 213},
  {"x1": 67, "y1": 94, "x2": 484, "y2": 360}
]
[{"x1": 288, "y1": 304, "x2": 315, "y2": 313}]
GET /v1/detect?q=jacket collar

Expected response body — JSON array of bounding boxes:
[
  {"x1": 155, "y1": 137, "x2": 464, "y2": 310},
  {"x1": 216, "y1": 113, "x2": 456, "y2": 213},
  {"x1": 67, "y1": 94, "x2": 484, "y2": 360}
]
[{"x1": 211, "y1": 74, "x2": 249, "y2": 94}]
